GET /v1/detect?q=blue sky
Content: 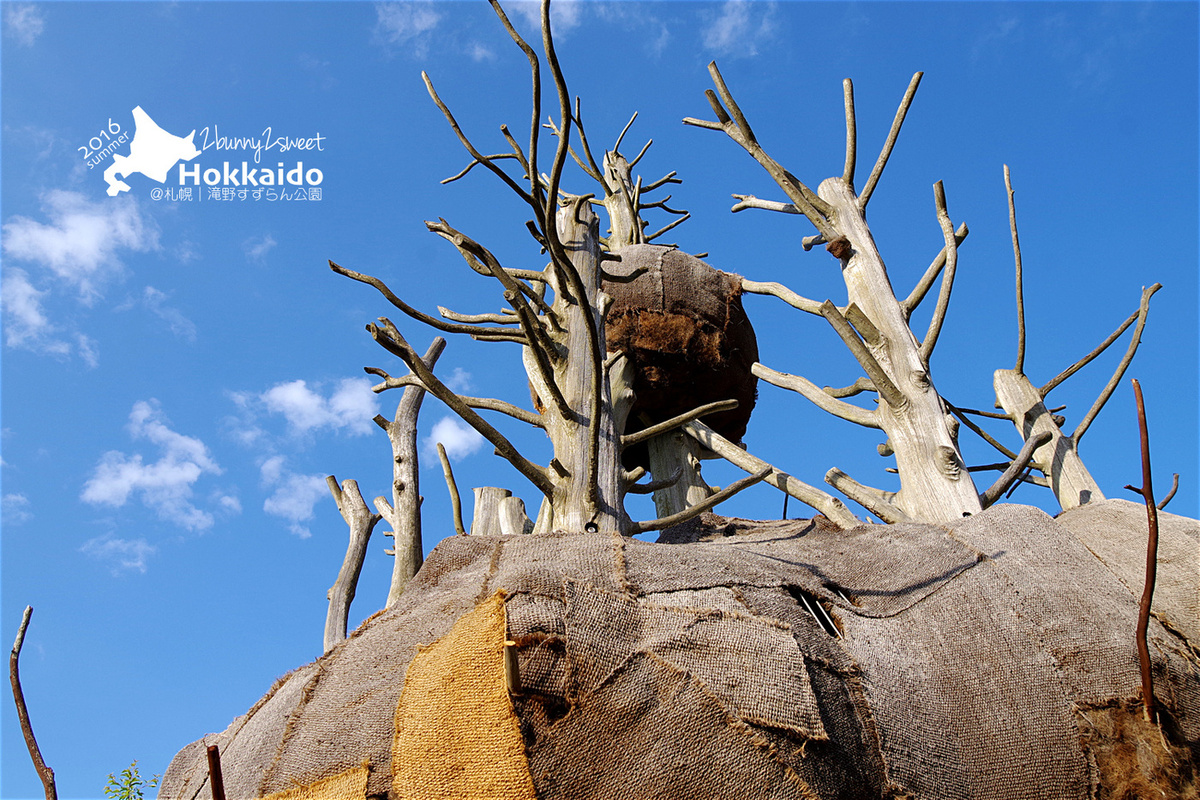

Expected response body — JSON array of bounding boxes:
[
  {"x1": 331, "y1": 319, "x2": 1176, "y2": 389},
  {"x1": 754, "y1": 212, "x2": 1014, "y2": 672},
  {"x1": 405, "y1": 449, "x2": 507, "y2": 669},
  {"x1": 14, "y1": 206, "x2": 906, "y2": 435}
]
[{"x1": 1, "y1": 1, "x2": 1196, "y2": 796}]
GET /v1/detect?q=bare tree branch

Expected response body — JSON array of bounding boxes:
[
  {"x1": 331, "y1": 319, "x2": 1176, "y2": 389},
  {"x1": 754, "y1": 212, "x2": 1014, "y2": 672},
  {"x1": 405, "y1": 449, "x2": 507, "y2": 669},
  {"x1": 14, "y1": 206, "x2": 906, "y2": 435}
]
[
  {"x1": 1073, "y1": 284, "x2": 1161, "y2": 445},
  {"x1": 684, "y1": 61, "x2": 835, "y2": 237},
  {"x1": 628, "y1": 468, "x2": 772, "y2": 535},
  {"x1": 740, "y1": 278, "x2": 824, "y2": 315},
  {"x1": 824, "y1": 377, "x2": 877, "y2": 398},
  {"x1": 10, "y1": 606, "x2": 57, "y2": 800},
  {"x1": 626, "y1": 466, "x2": 684, "y2": 495},
  {"x1": 368, "y1": 318, "x2": 554, "y2": 496},
  {"x1": 752, "y1": 362, "x2": 880, "y2": 428},
  {"x1": 825, "y1": 468, "x2": 911, "y2": 524},
  {"x1": 1123, "y1": 378, "x2": 1159, "y2": 724},
  {"x1": 456, "y1": 395, "x2": 545, "y2": 428},
  {"x1": 436, "y1": 443, "x2": 466, "y2": 536},
  {"x1": 330, "y1": 260, "x2": 521, "y2": 339},
  {"x1": 900, "y1": 222, "x2": 968, "y2": 319},
  {"x1": 843, "y1": 78, "x2": 857, "y2": 188},
  {"x1": 1040, "y1": 284, "x2": 1161, "y2": 398},
  {"x1": 978, "y1": 431, "x2": 1052, "y2": 508},
  {"x1": 730, "y1": 194, "x2": 799, "y2": 215},
  {"x1": 438, "y1": 306, "x2": 519, "y2": 325},
  {"x1": 858, "y1": 71, "x2": 922, "y2": 209},
  {"x1": 1005, "y1": 165, "x2": 1027, "y2": 374}
]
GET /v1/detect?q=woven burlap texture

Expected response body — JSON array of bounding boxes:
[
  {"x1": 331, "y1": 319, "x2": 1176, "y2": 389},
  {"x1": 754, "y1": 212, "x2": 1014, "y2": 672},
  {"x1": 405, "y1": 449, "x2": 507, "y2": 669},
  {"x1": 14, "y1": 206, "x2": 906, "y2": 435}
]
[
  {"x1": 157, "y1": 503, "x2": 1199, "y2": 800},
  {"x1": 260, "y1": 765, "x2": 369, "y2": 800},
  {"x1": 392, "y1": 590, "x2": 535, "y2": 800}
]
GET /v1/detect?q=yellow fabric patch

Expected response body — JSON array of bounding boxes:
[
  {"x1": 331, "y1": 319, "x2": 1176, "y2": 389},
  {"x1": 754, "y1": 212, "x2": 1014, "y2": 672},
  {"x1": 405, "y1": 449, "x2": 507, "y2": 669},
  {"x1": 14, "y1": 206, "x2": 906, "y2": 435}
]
[
  {"x1": 259, "y1": 764, "x2": 369, "y2": 800},
  {"x1": 392, "y1": 591, "x2": 536, "y2": 800}
]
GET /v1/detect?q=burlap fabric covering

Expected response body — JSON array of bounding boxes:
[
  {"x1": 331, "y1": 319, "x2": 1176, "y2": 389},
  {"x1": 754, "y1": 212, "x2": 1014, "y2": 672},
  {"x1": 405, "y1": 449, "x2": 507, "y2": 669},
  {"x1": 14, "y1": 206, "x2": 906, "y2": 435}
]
[
  {"x1": 158, "y1": 500, "x2": 1199, "y2": 799},
  {"x1": 602, "y1": 244, "x2": 757, "y2": 463}
]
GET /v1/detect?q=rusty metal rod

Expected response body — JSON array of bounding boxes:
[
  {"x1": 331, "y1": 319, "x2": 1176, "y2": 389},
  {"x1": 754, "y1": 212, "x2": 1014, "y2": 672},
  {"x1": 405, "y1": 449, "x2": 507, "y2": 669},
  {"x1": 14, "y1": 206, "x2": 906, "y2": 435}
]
[
  {"x1": 1123, "y1": 378, "x2": 1159, "y2": 725},
  {"x1": 207, "y1": 744, "x2": 227, "y2": 800}
]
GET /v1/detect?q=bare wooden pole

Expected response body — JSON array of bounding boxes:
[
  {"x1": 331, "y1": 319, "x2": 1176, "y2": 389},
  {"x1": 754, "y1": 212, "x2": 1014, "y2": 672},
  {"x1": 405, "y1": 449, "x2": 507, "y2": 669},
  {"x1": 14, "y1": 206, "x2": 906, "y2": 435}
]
[
  {"x1": 436, "y1": 443, "x2": 466, "y2": 536},
  {"x1": 325, "y1": 476, "x2": 381, "y2": 652},
  {"x1": 1005, "y1": 165, "x2": 1027, "y2": 374},
  {"x1": 374, "y1": 337, "x2": 445, "y2": 607},
  {"x1": 9, "y1": 606, "x2": 57, "y2": 800},
  {"x1": 1122, "y1": 379, "x2": 1160, "y2": 725}
]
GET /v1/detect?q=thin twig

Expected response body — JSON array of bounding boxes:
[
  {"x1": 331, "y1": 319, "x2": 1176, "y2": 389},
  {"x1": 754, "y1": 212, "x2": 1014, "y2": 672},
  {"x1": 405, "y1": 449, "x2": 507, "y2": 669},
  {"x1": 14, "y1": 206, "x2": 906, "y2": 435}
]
[
  {"x1": 740, "y1": 278, "x2": 824, "y2": 315},
  {"x1": 1005, "y1": 165, "x2": 1027, "y2": 374},
  {"x1": 823, "y1": 377, "x2": 877, "y2": 399},
  {"x1": 436, "y1": 443, "x2": 467, "y2": 536},
  {"x1": 1073, "y1": 284, "x2": 1161, "y2": 444},
  {"x1": 945, "y1": 401, "x2": 1019, "y2": 460},
  {"x1": 858, "y1": 71, "x2": 922, "y2": 209},
  {"x1": 628, "y1": 468, "x2": 771, "y2": 535},
  {"x1": 978, "y1": 431, "x2": 1052, "y2": 508},
  {"x1": 10, "y1": 606, "x2": 56, "y2": 800},
  {"x1": 1158, "y1": 474, "x2": 1179, "y2": 511},
  {"x1": 486, "y1": 0, "x2": 546, "y2": 219},
  {"x1": 622, "y1": 399, "x2": 738, "y2": 448},
  {"x1": 330, "y1": 260, "x2": 519, "y2": 339},
  {"x1": 626, "y1": 466, "x2": 684, "y2": 495},
  {"x1": 1122, "y1": 378, "x2": 1159, "y2": 725},
  {"x1": 920, "y1": 181, "x2": 959, "y2": 365}
]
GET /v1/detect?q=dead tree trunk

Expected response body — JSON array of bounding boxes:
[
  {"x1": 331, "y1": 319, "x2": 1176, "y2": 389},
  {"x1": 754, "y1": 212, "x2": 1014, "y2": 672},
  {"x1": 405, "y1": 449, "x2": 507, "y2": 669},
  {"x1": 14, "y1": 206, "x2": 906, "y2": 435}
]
[{"x1": 688, "y1": 66, "x2": 981, "y2": 523}]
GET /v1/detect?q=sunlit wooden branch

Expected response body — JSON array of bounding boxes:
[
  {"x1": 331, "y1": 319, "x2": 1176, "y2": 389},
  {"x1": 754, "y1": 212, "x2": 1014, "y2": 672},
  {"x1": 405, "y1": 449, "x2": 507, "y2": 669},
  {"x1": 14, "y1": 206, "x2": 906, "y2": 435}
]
[
  {"x1": 825, "y1": 468, "x2": 910, "y2": 524},
  {"x1": 858, "y1": 72, "x2": 922, "y2": 209},
  {"x1": 435, "y1": 443, "x2": 466, "y2": 536},
  {"x1": 1072, "y1": 283, "x2": 1161, "y2": 445},
  {"x1": 684, "y1": 61, "x2": 835, "y2": 238},
  {"x1": 438, "y1": 307, "x2": 519, "y2": 325},
  {"x1": 843, "y1": 78, "x2": 857, "y2": 188},
  {"x1": 753, "y1": 362, "x2": 880, "y2": 429},
  {"x1": 1005, "y1": 165, "x2": 1027, "y2": 374},
  {"x1": 684, "y1": 420, "x2": 860, "y2": 529},
  {"x1": 740, "y1": 278, "x2": 824, "y2": 316},
  {"x1": 819, "y1": 301, "x2": 905, "y2": 409},
  {"x1": 626, "y1": 466, "x2": 684, "y2": 495},
  {"x1": 622, "y1": 400, "x2": 739, "y2": 448}
]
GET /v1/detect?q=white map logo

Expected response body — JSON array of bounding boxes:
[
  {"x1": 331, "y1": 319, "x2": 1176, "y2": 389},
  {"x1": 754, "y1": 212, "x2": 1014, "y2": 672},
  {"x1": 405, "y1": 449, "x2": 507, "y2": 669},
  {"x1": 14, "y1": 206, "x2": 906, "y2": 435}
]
[{"x1": 104, "y1": 106, "x2": 199, "y2": 196}]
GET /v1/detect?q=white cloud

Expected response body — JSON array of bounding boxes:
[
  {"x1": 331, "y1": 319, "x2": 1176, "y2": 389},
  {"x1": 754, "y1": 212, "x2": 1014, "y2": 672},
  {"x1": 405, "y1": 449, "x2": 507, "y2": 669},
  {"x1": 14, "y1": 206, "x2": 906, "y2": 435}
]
[
  {"x1": 374, "y1": 1, "x2": 441, "y2": 57},
  {"x1": 511, "y1": 0, "x2": 583, "y2": 36},
  {"x1": 468, "y1": 42, "x2": 497, "y2": 62},
  {"x1": 2, "y1": 267, "x2": 61, "y2": 351},
  {"x1": 81, "y1": 400, "x2": 223, "y2": 532},
  {"x1": 426, "y1": 415, "x2": 485, "y2": 460},
  {"x1": 76, "y1": 333, "x2": 99, "y2": 368},
  {"x1": 81, "y1": 533, "x2": 156, "y2": 575},
  {"x1": 2, "y1": 493, "x2": 32, "y2": 525},
  {"x1": 1, "y1": 190, "x2": 159, "y2": 302},
  {"x1": 261, "y1": 378, "x2": 379, "y2": 436},
  {"x1": 443, "y1": 367, "x2": 473, "y2": 393},
  {"x1": 243, "y1": 233, "x2": 276, "y2": 263},
  {"x1": 3, "y1": 4, "x2": 44, "y2": 47},
  {"x1": 702, "y1": 0, "x2": 777, "y2": 58},
  {"x1": 260, "y1": 456, "x2": 329, "y2": 538},
  {"x1": 141, "y1": 286, "x2": 197, "y2": 341}
]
